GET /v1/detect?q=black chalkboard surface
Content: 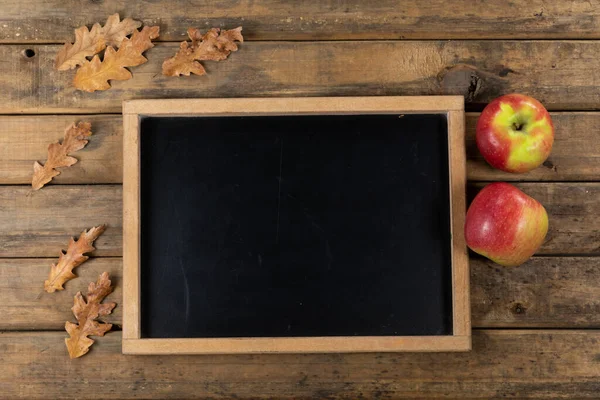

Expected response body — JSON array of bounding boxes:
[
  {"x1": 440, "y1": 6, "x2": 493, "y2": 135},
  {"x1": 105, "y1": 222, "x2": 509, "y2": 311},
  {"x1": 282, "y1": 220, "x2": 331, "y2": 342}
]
[
  {"x1": 122, "y1": 97, "x2": 469, "y2": 354},
  {"x1": 139, "y1": 114, "x2": 452, "y2": 338}
]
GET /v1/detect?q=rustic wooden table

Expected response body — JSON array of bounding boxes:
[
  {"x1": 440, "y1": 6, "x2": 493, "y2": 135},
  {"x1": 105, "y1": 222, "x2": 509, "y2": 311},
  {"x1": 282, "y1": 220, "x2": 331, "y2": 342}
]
[{"x1": 1, "y1": 1, "x2": 600, "y2": 398}]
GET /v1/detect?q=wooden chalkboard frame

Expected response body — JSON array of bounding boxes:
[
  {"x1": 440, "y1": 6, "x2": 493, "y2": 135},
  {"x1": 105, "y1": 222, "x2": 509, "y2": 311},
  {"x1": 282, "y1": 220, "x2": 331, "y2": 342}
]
[{"x1": 122, "y1": 96, "x2": 470, "y2": 354}]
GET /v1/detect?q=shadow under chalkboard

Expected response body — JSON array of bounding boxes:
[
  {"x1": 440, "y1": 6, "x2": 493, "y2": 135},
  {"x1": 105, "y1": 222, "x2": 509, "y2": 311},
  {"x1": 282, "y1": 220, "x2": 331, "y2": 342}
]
[{"x1": 139, "y1": 114, "x2": 452, "y2": 339}]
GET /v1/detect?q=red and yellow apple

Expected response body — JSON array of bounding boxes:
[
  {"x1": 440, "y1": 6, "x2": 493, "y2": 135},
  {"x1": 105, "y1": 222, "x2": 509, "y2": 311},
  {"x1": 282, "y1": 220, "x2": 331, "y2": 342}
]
[
  {"x1": 465, "y1": 182, "x2": 548, "y2": 267},
  {"x1": 476, "y1": 94, "x2": 554, "y2": 173}
]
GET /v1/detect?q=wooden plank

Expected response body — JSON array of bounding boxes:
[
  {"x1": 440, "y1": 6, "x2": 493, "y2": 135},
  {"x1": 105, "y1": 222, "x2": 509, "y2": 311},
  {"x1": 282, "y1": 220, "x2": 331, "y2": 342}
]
[
  {"x1": 122, "y1": 112, "x2": 140, "y2": 340},
  {"x1": 1, "y1": 330, "x2": 600, "y2": 398},
  {"x1": 0, "y1": 186, "x2": 122, "y2": 257},
  {"x1": 122, "y1": 96, "x2": 465, "y2": 114},
  {"x1": 3, "y1": 257, "x2": 599, "y2": 331},
  {"x1": 0, "y1": 183, "x2": 597, "y2": 258},
  {"x1": 1, "y1": 0, "x2": 600, "y2": 42},
  {"x1": 0, "y1": 115, "x2": 122, "y2": 185},
  {"x1": 0, "y1": 258, "x2": 121, "y2": 330},
  {"x1": 123, "y1": 336, "x2": 471, "y2": 355},
  {"x1": 471, "y1": 257, "x2": 600, "y2": 328},
  {"x1": 448, "y1": 109, "x2": 470, "y2": 338},
  {"x1": 3, "y1": 40, "x2": 600, "y2": 113},
  {"x1": 1, "y1": 112, "x2": 598, "y2": 184}
]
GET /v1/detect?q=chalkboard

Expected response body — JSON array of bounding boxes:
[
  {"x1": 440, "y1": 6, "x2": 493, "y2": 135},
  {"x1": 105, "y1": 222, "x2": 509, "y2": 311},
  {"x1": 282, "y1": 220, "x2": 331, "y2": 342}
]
[{"x1": 123, "y1": 97, "x2": 470, "y2": 354}]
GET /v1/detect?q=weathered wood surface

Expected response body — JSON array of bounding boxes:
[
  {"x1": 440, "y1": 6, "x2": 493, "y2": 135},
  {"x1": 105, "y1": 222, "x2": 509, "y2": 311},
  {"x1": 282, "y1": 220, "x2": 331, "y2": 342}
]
[
  {"x1": 1, "y1": 183, "x2": 597, "y2": 258},
  {"x1": 1, "y1": 0, "x2": 600, "y2": 42},
  {"x1": 1, "y1": 330, "x2": 600, "y2": 398},
  {"x1": 1, "y1": 112, "x2": 597, "y2": 184},
  {"x1": 0, "y1": 0, "x2": 600, "y2": 43},
  {"x1": 0, "y1": 115, "x2": 122, "y2": 185},
  {"x1": 0, "y1": 186, "x2": 122, "y2": 257},
  {"x1": 4, "y1": 40, "x2": 600, "y2": 113},
  {"x1": 0, "y1": 258, "x2": 122, "y2": 330},
  {"x1": 2, "y1": 257, "x2": 599, "y2": 331},
  {"x1": 472, "y1": 257, "x2": 600, "y2": 328},
  {"x1": 1, "y1": 1, "x2": 598, "y2": 397}
]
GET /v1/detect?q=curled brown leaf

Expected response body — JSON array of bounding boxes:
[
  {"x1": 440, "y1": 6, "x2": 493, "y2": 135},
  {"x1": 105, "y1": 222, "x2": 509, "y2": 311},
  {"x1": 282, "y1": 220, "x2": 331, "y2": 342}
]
[
  {"x1": 55, "y1": 14, "x2": 142, "y2": 71},
  {"x1": 162, "y1": 27, "x2": 243, "y2": 77},
  {"x1": 65, "y1": 272, "x2": 116, "y2": 358},
  {"x1": 73, "y1": 25, "x2": 160, "y2": 92},
  {"x1": 32, "y1": 122, "x2": 92, "y2": 190},
  {"x1": 44, "y1": 225, "x2": 106, "y2": 293}
]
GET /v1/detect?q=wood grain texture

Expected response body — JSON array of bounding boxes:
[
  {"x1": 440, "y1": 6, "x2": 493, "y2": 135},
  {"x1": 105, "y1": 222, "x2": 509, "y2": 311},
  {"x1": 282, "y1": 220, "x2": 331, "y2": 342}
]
[
  {"x1": 3, "y1": 40, "x2": 600, "y2": 113},
  {"x1": 0, "y1": 186, "x2": 122, "y2": 257},
  {"x1": 122, "y1": 96, "x2": 465, "y2": 114},
  {"x1": 1, "y1": 183, "x2": 597, "y2": 258},
  {"x1": 0, "y1": 115, "x2": 122, "y2": 185},
  {"x1": 122, "y1": 111, "x2": 140, "y2": 340},
  {"x1": 0, "y1": 258, "x2": 121, "y2": 330},
  {"x1": 124, "y1": 336, "x2": 471, "y2": 355},
  {"x1": 0, "y1": 0, "x2": 595, "y2": 396},
  {"x1": 1, "y1": 0, "x2": 600, "y2": 42},
  {"x1": 1, "y1": 112, "x2": 598, "y2": 184},
  {"x1": 448, "y1": 109, "x2": 470, "y2": 339},
  {"x1": 472, "y1": 257, "x2": 600, "y2": 328},
  {"x1": 3, "y1": 257, "x2": 598, "y2": 331},
  {"x1": 1, "y1": 330, "x2": 600, "y2": 398}
]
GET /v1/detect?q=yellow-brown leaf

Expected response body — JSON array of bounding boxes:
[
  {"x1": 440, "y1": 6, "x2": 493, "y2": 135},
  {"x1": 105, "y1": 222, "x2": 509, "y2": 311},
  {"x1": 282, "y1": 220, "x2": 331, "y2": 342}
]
[
  {"x1": 162, "y1": 27, "x2": 243, "y2": 77},
  {"x1": 32, "y1": 122, "x2": 92, "y2": 190},
  {"x1": 65, "y1": 272, "x2": 116, "y2": 358},
  {"x1": 55, "y1": 13, "x2": 141, "y2": 71},
  {"x1": 73, "y1": 25, "x2": 160, "y2": 92},
  {"x1": 44, "y1": 225, "x2": 106, "y2": 293},
  {"x1": 100, "y1": 13, "x2": 143, "y2": 48}
]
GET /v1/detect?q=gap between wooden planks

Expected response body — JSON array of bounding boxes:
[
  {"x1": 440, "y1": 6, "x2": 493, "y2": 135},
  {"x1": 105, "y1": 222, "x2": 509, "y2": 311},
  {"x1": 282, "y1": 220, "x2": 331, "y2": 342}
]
[
  {"x1": 1, "y1": 0, "x2": 600, "y2": 42},
  {"x1": 1, "y1": 330, "x2": 600, "y2": 398},
  {"x1": 0, "y1": 112, "x2": 598, "y2": 184},
  {"x1": 3, "y1": 41, "x2": 600, "y2": 113},
  {"x1": 1, "y1": 257, "x2": 600, "y2": 330}
]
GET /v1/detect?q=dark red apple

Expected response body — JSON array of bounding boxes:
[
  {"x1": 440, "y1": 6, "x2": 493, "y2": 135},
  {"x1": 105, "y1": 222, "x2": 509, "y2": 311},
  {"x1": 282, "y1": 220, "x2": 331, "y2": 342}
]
[{"x1": 465, "y1": 182, "x2": 548, "y2": 267}]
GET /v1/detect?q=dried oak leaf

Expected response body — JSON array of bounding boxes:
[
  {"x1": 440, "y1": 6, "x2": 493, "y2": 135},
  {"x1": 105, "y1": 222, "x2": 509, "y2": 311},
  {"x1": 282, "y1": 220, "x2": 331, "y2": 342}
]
[
  {"x1": 44, "y1": 225, "x2": 106, "y2": 293},
  {"x1": 32, "y1": 122, "x2": 93, "y2": 190},
  {"x1": 65, "y1": 271, "x2": 116, "y2": 358},
  {"x1": 73, "y1": 25, "x2": 160, "y2": 92},
  {"x1": 55, "y1": 13, "x2": 142, "y2": 71},
  {"x1": 162, "y1": 27, "x2": 243, "y2": 77}
]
